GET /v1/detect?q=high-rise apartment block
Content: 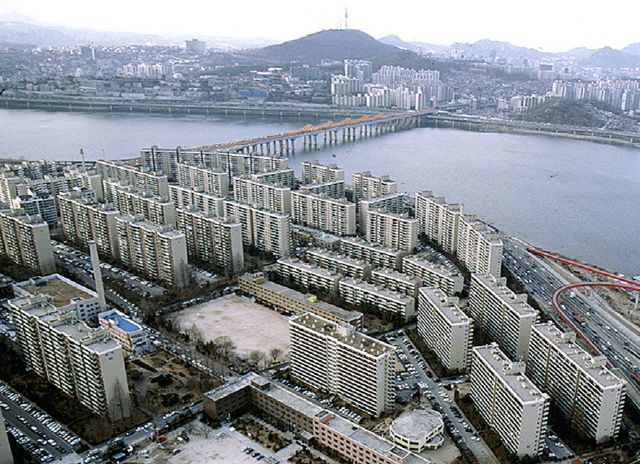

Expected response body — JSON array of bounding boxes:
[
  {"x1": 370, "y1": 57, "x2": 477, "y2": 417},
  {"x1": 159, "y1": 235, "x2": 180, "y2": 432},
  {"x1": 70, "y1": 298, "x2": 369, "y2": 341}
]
[
  {"x1": 115, "y1": 215, "x2": 189, "y2": 288},
  {"x1": 58, "y1": 192, "x2": 120, "y2": 259},
  {"x1": 0, "y1": 208, "x2": 55, "y2": 274},
  {"x1": 291, "y1": 192, "x2": 356, "y2": 237},
  {"x1": 298, "y1": 180, "x2": 345, "y2": 199},
  {"x1": 224, "y1": 201, "x2": 292, "y2": 258},
  {"x1": 415, "y1": 191, "x2": 462, "y2": 254},
  {"x1": 339, "y1": 278, "x2": 415, "y2": 322},
  {"x1": 470, "y1": 344, "x2": 549, "y2": 458},
  {"x1": 402, "y1": 254, "x2": 464, "y2": 296},
  {"x1": 169, "y1": 184, "x2": 225, "y2": 216},
  {"x1": 469, "y1": 274, "x2": 538, "y2": 361},
  {"x1": 96, "y1": 160, "x2": 169, "y2": 198},
  {"x1": 8, "y1": 296, "x2": 131, "y2": 421},
  {"x1": 301, "y1": 160, "x2": 344, "y2": 184},
  {"x1": 340, "y1": 237, "x2": 406, "y2": 271},
  {"x1": 11, "y1": 190, "x2": 57, "y2": 226},
  {"x1": 290, "y1": 313, "x2": 394, "y2": 417},
  {"x1": 276, "y1": 258, "x2": 340, "y2": 293},
  {"x1": 176, "y1": 208, "x2": 244, "y2": 273},
  {"x1": 527, "y1": 323, "x2": 625, "y2": 442},
  {"x1": 103, "y1": 180, "x2": 176, "y2": 226},
  {"x1": 251, "y1": 168, "x2": 295, "y2": 188},
  {"x1": 233, "y1": 176, "x2": 291, "y2": 214},
  {"x1": 177, "y1": 163, "x2": 229, "y2": 197},
  {"x1": 457, "y1": 215, "x2": 503, "y2": 277},
  {"x1": 306, "y1": 249, "x2": 372, "y2": 280},
  {"x1": 352, "y1": 171, "x2": 397, "y2": 203},
  {"x1": 359, "y1": 192, "x2": 406, "y2": 231},
  {"x1": 371, "y1": 267, "x2": 419, "y2": 298},
  {"x1": 417, "y1": 288, "x2": 473, "y2": 372},
  {"x1": 365, "y1": 209, "x2": 417, "y2": 252}
]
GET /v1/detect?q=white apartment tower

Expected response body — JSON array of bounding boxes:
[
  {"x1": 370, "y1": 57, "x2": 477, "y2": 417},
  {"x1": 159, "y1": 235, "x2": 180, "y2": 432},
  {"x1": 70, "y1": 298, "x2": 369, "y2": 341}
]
[
  {"x1": 233, "y1": 176, "x2": 291, "y2": 214},
  {"x1": 177, "y1": 163, "x2": 229, "y2": 197},
  {"x1": 301, "y1": 160, "x2": 345, "y2": 184},
  {"x1": 365, "y1": 209, "x2": 417, "y2": 252},
  {"x1": 352, "y1": 171, "x2": 397, "y2": 203},
  {"x1": 527, "y1": 322, "x2": 626, "y2": 442},
  {"x1": 291, "y1": 192, "x2": 356, "y2": 237},
  {"x1": 415, "y1": 191, "x2": 462, "y2": 254},
  {"x1": 417, "y1": 288, "x2": 473, "y2": 372},
  {"x1": 469, "y1": 274, "x2": 538, "y2": 361},
  {"x1": 290, "y1": 313, "x2": 395, "y2": 417},
  {"x1": 471, "y1": 344, "x2": 549, "y2": 458},
  {"x1": 0, "y1": 208, "x2": 55, "y2": 275},
  {"x1": 457, "y1": 214, "x2": 503, "y2": 277}
]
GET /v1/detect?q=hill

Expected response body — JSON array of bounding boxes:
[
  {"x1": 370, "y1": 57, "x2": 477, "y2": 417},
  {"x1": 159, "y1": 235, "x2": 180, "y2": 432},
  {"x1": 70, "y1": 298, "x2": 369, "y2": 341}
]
[
  {"x1": 519, "y1": 100, "x2": 603, "y2": 127},
  {"x1": 578, "y1": 47, "x2": 640, "y2": 69}
]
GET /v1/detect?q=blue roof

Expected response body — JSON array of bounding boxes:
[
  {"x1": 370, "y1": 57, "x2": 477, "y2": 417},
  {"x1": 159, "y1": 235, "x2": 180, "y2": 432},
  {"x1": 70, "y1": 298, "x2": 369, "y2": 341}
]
[{"x1": 101, "y1": 311, "x2": 141, "y2": 334}]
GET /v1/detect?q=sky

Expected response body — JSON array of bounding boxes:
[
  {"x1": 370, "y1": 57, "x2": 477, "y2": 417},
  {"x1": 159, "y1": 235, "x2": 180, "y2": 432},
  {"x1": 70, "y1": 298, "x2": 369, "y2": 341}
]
[{"x1": 0, "y1": 0, "x2": 639, "y2": 53}]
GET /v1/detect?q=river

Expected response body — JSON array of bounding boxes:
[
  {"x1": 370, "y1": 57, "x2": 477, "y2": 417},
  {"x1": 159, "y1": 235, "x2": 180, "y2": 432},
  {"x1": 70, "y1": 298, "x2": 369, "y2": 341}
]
[{"x1": 1, "y1": 108, "x2": 638, "y2": 277}]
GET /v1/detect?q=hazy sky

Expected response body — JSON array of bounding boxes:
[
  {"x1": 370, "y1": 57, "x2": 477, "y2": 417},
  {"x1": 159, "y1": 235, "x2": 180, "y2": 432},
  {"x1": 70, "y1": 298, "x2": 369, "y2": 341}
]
[{"x1": 0, "y1": 0, "x2": 638, "y2": 52}]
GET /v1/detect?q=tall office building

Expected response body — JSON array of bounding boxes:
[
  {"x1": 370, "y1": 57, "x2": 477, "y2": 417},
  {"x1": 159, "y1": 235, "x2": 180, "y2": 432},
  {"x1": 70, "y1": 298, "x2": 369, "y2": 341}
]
[
  {"x1": 457, "y1": 214, "x2": 503, "y2": 277},
  {"x1": 115, "y1": 215, "x2": 189, "y2": 288},
  {"x1": 8, "y1": 296, "x2": 131, "y2": 421},
  {"x1": 0, "y1": 208, "x2": 55, "y2": 275},
  {"x1": 470, "y1": 344, "x2": 549, "y2": 458},
  {"x1": 417, "y1": 288, "x2": 473, "y2": 372},
  {"x1": 414, "y1": 191, "x2": 462, "y2": 254},
  {"x1": 365, "y1": 209, "x2": 417, "y2": 252},
  {"x1": 176, "y1": 208, "x2": 244, "y2": 273},
  {"x1": 469, "y1": 274, "x2": 538, "y2": 361},
  {"x1": 291, "y1": 192, "x2": 356, "y2": 237},
  {"x1": 352, "y1": 172, "x2": 397, "y2": 203},
  {"x1": 527, "y1": 322, "x2": 626, "y2": 442},
  {"x1": 290, "y1": 313, "x2": 394, "y2": 417}
]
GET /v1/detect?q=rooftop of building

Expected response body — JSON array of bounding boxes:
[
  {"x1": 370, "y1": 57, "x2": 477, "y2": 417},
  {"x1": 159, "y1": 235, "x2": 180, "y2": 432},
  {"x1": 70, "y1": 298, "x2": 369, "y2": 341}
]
[
  {"x1": 340, "y1": 278, "x2": 413, "y2": 304},
  {"x1": 404, "y1": 253, "x2": 461, "y2": 277},
  {"x1": 99, "y1": 310, "x2": 143, "y2": 334},
  {"x1": 306, "y1": 249, "x2": 368, "y2": 267},
  {"x1": 472, "y1": 274, "x2": 537, "y2": 317},
  {"x1": 15, "y1": 274, "x2": 97, "y2": 308},
  {"x1": 360, "y1": 192, "x2": 405, "y2": 204},
  {"x1": 340, "y1": 236, "x2": 402, "y2": 255},
  {"x1": 292, "y1": 313, "x2": 394, "y2": 357},
  {"x1": 474, "y1": 344, "x2": 549, "y2": 404},
  {"x1": 372, "y1": 267, "x2": 418, "y2": 284},
  {"x1": 390, "y1": 409, "x2": 444, "y2": 440},
  {"x1": 419, "y1": 288, "x2": 470, "y2": 325},
  {"x1": 533, "y1": 322, "x2": 624, "y2": 388},
  {"x1": 277, "y1": 259, "x2": 339, "y2": 278}
]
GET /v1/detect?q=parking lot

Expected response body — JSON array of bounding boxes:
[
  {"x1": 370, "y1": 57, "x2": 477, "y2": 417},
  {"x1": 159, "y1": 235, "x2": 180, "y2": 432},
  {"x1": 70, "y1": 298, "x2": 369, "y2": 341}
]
[{"x1": 0, "y1": 381, "x2": 81, "y2": 462}]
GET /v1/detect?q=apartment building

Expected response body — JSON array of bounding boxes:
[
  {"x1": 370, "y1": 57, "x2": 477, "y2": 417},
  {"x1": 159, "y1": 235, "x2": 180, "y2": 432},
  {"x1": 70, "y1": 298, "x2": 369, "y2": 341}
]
[
  {"x1": 276, "y1": 258, "x2": 340, "y2": 293},
  {"x1": 0, "y1": 208, "x2": 55, "y2": 275},
  {"x1": 233, "y1": 176, "x2": 291, "y2": 214},
  {"x1": 527, "y1": 322, "x2": 626, "y2": 442},
  {"x1": 291, "y1": 191, "x2": 356, "y2": 237},
  {"x1": 298, "y1": 179, "x2": 345, "y2": 199},
  {"x1": 359, "y1": 192, "x2": 406, "y2": 231},
  {"x1": 290, "y1": 313, "x2": 395, "y2": 416},
  {"x1": 96, "y1": 160, "x2": 169, "y2": 198},
  {"x1": 11, "y1": 190, "x2": 57, "y2": 226},
  {"x1": 103, "y1": 180, "x2": 176, "y2": 226},
  {"x1": 417, "y1": 288, "x2": 473, "y2": 372},
  {"x1": 402, "y1": 254, "x2": 464, "y2": 296},
  {"x1": 457, "y1": 214, "x2": 503, "y2": 277},
  {"x1": 352, "y1": 171, "x2": 397, "y2": 203},
  {"x1": 306, "y1": 249, "x2": 372, "y2": 280},
  {"x1": 203, "y1": 372, "x2": 432, "y2": 464},
  {"x1": 224, "y1": 201, "x2": 292, "y2": 258},
  {"x1": 176, "y1": 163, "x2": 229, "y2": 197},
  {"x1": 340, "y1": 237, "x2": 406, "y2": 271},
  {"x1": 365, "y1": 209, "x2": 418, "y2": 253},
  {"x1": 371, "y1": 267, "x2": 419, "y2": 298},
  {"x1": 13, "y1": 274, "x2": 102, "y2": 323},
  {"x1": 175, "y1": 208, "x2": 244, "y2": 273},
  {"x1": 8, "y1": 296, "x2": 131, "y2": 421},
  {"x1": 99, "y1": 309, "x2": 148, "y2": 357},
  {"x1": 58, "y1": 192, "x2": 119, "y2": 259},
  {"x1": 469, "y1": 274, "x2": 538, "y2": 361},
  {"x1": 238, "y1": 273, "x2": 362, "y2": 329},
  {"x1": 169, "y1": 184, "x2": 225, "y2": 216},
  {"x1": 470, "y1": 344, "x2": 549, "y2": 458},
  {"x1": 251, "y1": 168, "x2": 296, "y2": 189},
  {"x1": 301, "y1": 160, "x2": 344, "y2": 184},
  {"x1": 414, "y1": 191, "x2": 462, "y2": 254},
  {"x1": 292, "y1": 225, "x2": 341, "y2": 250},
  {"x1": 115, "y1": 215, "x2": 188, "y2": 288},
  {"x1": 339, "y1": 278, "x2": 415, "y2": 322}
]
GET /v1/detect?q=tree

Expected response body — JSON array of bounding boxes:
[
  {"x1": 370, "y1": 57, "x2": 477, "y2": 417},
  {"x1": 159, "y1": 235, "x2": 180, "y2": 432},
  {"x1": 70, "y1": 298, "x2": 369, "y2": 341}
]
[
  {"x1": 214, "y1": 336, "x2": 236, "y2": 361},
  {"x1": 269, "y1": 347, "x2": 282, "y2": 364},
  {"x1": 248, "y1": 350, "x2": 266, "y2": 369}
]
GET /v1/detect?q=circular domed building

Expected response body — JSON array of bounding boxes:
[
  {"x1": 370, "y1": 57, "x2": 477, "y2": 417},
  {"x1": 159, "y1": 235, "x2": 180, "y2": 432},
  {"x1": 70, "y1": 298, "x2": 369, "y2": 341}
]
[{"x1": 389, "y1": 409, "x2": 444, "y2": 452}]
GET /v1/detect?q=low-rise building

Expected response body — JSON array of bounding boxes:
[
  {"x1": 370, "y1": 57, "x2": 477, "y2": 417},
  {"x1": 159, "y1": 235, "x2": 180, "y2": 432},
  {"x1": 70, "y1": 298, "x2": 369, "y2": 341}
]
[
  {"x1": 306, "y1": 249, "x2": 371, "y2": 280},
  {"x1": 390, "y1": 409, "x2": 445, "y2": 452},
  {"x1": 339, "y1": 278, "x2": 415, "y2": 322},
  {"x1": 402, "y1": 254, "x2": 463, "y2": 296},
  {"x1": 371, "y1": 268, "x2": 419, "y2": 297},
  {"x1": 340, "y1": 237, "x2": 406, "y2": 271},
  {"x1": 276, "y1": 259, "x2": 340, "y2": 293},
  {"x1": 99, "y1": 309, "x2": 148, "y2": 356}
]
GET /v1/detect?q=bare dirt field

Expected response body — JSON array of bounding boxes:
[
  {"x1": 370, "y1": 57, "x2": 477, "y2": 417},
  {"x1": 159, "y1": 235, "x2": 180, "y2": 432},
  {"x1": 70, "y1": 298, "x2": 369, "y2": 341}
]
[{"x1": 175, "y1": 294, "x2": 290, "y2": 358}]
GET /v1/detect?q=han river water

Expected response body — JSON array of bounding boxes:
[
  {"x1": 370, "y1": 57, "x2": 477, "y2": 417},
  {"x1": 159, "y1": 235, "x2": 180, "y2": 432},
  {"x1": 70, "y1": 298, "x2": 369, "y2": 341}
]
[{"x1": 1, "y1": 108, "x2": 638, "y2": 277}]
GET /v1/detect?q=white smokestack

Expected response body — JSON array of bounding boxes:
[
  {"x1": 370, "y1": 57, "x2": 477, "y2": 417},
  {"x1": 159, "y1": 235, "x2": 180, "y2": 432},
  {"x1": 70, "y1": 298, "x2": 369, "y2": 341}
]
[{"x1": 89, "y1": 240, "x2": 107, "y2": 311}]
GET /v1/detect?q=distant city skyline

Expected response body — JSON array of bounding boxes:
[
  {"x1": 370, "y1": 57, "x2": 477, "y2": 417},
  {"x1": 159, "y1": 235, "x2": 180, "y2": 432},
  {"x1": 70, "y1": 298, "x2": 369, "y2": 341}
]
[{"x1": 0, "y1": 0, "x2": 639, "y2": 53}]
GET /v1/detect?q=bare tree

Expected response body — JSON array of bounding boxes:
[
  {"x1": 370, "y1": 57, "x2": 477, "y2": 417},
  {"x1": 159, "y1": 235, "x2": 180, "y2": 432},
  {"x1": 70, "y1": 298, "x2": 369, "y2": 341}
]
[
  {"x1": 269, "y1": 347, "x2": 282, "y2": 364},
  {"x1": 214, "y1": 336, "x2": 236, "y2": 361},
  {"x1": 248, "y1": 350, "x2": 266, "y2": 369}
]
